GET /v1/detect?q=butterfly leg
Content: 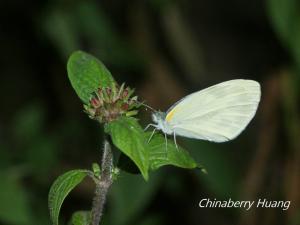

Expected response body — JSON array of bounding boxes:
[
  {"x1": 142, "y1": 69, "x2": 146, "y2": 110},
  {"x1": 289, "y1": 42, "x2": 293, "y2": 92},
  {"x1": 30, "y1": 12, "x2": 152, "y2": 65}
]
[
  {"x1": 164, "y1": 133, "x2": 168, "y2": 157},
  {"x1": 147, "y1": 128, "x2": 157, "y2": 143},
  {"x1": 144, "y1": 123, "x2": 156, "y2": 131},
  {"x1": 173, "y1": 132, "x2": 178, "y2": 149}
]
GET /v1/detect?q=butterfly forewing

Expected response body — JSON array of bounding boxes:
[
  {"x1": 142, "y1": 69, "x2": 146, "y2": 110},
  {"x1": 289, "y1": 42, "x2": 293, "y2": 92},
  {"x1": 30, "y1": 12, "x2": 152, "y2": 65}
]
[{"x1": 165, "y1": 79, "x2": 261, "y2": 142}]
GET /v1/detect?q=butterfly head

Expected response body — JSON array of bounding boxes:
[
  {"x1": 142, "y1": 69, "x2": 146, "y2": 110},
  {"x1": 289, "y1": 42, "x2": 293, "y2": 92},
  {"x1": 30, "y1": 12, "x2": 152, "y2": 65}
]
[
  {"x1": 152, "y1": 111, "x2": 173, "y2": 134},
  {"x1": 152, "y1": 111, "x2": 166, "y2": 123}
]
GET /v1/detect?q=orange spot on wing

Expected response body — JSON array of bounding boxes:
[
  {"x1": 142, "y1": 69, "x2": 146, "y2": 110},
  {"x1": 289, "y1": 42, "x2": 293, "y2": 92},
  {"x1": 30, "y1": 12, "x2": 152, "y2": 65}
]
[{"x1": 166, "y1": 108, "x2": 177, "y2": 122}]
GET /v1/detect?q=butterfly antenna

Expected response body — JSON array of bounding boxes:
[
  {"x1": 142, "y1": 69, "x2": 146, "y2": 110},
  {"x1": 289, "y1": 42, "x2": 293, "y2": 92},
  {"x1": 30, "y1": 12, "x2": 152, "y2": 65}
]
[
  {"x1": 173, "y1": 132, "x2": 178, "y2": 150},
  {"x1": 138, "y1": 101, "x2": 156, "y2": 112}
]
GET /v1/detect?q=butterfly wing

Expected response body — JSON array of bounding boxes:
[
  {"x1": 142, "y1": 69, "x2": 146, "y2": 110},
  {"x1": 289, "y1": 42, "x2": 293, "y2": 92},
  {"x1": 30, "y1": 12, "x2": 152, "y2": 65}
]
[{"x1": 165, "y1": 79, "x2": 261, "y2": 142}]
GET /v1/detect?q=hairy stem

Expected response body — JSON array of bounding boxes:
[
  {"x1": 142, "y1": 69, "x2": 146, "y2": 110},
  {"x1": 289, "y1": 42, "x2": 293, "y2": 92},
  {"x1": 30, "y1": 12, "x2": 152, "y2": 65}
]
[{"x1": 90, "y1": 138, "x2": 113, "y2": 225}]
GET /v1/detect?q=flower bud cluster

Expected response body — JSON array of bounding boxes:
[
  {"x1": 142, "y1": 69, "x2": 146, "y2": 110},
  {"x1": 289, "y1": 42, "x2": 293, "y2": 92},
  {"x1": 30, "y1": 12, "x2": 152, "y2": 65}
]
[{"x1": 84, "y1": 83, "x2": 140, "y2": 123}]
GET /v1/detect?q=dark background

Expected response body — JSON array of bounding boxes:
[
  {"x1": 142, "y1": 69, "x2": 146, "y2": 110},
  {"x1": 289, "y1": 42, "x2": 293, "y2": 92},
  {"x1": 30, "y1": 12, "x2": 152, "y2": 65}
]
[{"x1": 0, "y1": 0, "x2": 299, "y2": 225}]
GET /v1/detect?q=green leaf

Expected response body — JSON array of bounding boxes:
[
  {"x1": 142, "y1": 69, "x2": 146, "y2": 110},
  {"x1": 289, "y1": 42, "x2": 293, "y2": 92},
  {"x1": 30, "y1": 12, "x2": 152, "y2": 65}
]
[
  {"x1": 67, "y1": 51, "x2": 115, "y2": 103},
  {"x1": 70, "y1": 211, "x2": 90, "y2": 225},
  {"x1": 106, "y1": 117, "x2": 149, "y2": 180},
  {"x1": 146, "y1": 133, "x2": 198, "y2": 170},
  {"x1": 48, "y1": 169, "x2": 89, "y2": 225}
]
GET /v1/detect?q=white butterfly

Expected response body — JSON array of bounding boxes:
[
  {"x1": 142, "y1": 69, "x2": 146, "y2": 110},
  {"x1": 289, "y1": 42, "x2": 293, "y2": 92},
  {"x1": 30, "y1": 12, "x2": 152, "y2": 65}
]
[{"x1": 145, "y1": 79, "x2": 261, "y2": 147}]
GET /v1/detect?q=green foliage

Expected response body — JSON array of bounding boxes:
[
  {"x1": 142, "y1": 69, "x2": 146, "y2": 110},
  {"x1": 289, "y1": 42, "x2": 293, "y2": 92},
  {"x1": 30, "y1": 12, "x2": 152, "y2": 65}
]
[
  {"x1": 42, "y1": 1, "x2": 143, "y2": 67},
  {"x1": 67, "y1": 51, "x2": 115, "y2": 104},
  {"x1": 0, "y1": 171, "x2": 32, "y2": 225},
  {"x1": 42, "y1": 8, "x2": 79, "y2": 58},
  {"x1": 267, "y1": 0, "x2": 300, "y2": 71},
  {"x1": 70, "y1": 211, "x2": 91, "y2": 225},
  {"x1": 12, "y1": 103, "x2": 59, "y2": 178},
  {"x1": 47, "y1": 50, "x2": 203, "y2": 224},
  {"x1": 106, "y1": 118, "x2": 199, "y2": 181},
  {"x1": 147, "y1": 133, "x2": 197, "y2": 170},
  {"x1": 92, "y1": 163, "x2": 101, "y2": 178},
  {"x1": 106, "y1": 117, "x2": 150, "y2": 180},
  {"x1": 13, "y1": 103, "x2": 45, "y2": 142},
  {"x1": 66, "y1": 50, "x2": 200, "y2": 181},
  {"x1": 48, "y1": 170, "x2": 89, "y2": 225}
]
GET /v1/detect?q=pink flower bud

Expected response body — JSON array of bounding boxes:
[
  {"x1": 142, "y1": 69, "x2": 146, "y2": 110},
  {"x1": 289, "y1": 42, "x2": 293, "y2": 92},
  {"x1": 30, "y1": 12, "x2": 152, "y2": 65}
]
[
  {"x1": 122, "y1": 88, "x2": 129, "y2": 98},
  {"x1": 121, "y1": 103, "x2": 129, "y2": 111},
  {"x1": 90, "y1": 97, "x2": 101, "y2": 108},
  {"x1": 106, "y1": 88, "x2": 112, "y2": 95}
]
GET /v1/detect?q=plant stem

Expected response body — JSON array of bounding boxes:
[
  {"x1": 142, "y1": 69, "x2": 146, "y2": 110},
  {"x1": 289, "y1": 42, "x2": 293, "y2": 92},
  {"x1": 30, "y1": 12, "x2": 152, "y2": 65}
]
[{"x1": 90, "y1": 138, "x2": 113, "y2": 225}]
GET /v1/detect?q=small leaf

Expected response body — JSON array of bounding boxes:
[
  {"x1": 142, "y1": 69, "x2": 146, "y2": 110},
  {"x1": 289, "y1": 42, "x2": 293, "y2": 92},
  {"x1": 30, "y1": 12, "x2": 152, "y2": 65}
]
[
  {"x1": 112, "y1": 167, "x2": 121, "y2": 180},
  {"x1": 48, "y1": 169, "x2": 89, "y2": 225},
  {"x1": 70, "y1": 211, "x2": 90, "y2": 225},
  {"x1": 92, "y1": 163, "x2": 101, "y2": 178},
  {"x1": 106, "y1": 117, "x2": 149, "y2": 180},
  {"x1": 67, "y1": 51, "x2": 115, "y2": 103},
  {"x1": 146, "y1": 133, "x2": 198, "y2": 171}
]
